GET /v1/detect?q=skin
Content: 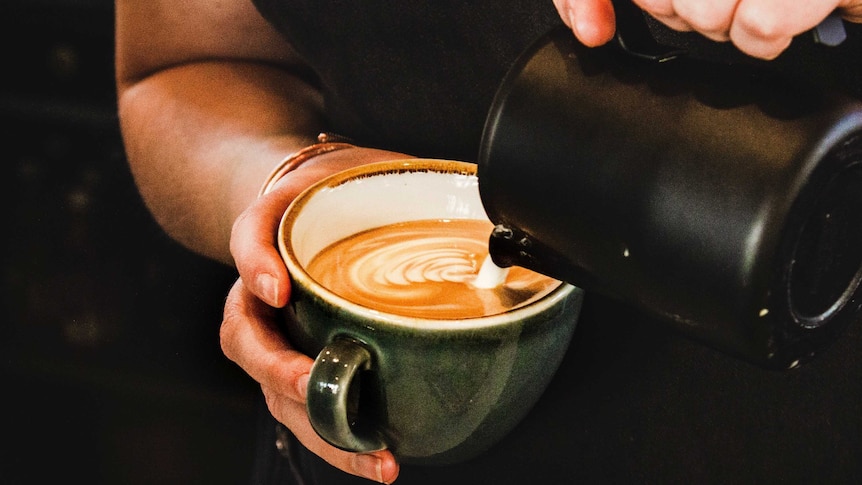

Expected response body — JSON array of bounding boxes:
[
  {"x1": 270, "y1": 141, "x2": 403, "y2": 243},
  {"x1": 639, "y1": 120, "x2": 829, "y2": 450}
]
[
  {"x1": 116, "y1": 1, "x2": 405, "y2": 482},
  {"x1": 555, "y1": 0, "x2": 862, "y2": 59},
  {"x1": 116, "y1": 0, "x2": 860, "y2": 482}
]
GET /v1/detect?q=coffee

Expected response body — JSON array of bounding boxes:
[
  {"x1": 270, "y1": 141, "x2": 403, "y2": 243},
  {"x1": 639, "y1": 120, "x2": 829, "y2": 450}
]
[
  {"x1": 279, "y1": 160, "x2": 584, "y2": 462},
  {"x1": 306, "y1": 218, "x2": 560, "y2": 319}
]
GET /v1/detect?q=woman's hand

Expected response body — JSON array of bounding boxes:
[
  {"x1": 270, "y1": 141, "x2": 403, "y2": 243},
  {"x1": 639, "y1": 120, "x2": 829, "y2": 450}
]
[
  {"x1": 554, "y1": 0, "x2": 862, "y2": 59},
  {"x1": 553, "y1": 0, "x2": 618, "y2": 47},
  {"x1": 222, "y1": 146, "x2": 411, "y2": 483},
  {"x1": 221, "y1": 278, "x2": 399, "y2": 483}
]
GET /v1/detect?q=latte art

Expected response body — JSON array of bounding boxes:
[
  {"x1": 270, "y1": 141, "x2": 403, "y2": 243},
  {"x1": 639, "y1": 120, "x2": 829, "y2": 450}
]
[
  {"x1": 356, "y1": 238, "x2": 482, "y2": 286},
  {"x1": 306, "y1": 219, "x2": 560, "y2": 319}
]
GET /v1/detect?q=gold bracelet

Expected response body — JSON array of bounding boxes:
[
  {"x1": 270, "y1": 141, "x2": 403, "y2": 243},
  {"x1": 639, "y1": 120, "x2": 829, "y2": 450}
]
[{"x1": 258, "y1": 133, "x2": 354, "y2": 197}]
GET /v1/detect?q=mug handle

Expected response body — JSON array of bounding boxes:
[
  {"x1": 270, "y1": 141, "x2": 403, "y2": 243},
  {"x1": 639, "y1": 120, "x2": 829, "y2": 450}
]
[{"x1": 307, "y1": 336, "x2": 387, "y2": 452}]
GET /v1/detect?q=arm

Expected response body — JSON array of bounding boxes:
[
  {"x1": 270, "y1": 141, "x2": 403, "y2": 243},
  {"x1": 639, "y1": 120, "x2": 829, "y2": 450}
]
[
  {"x1": 116, "y1": 0, "x2": 325, "y2": 265},
  {"x1": 555, "y1": 0, "x2": 862, "y2": 60},
  {"x1": 116, "y1": 1, "x2": 401, "y2": 482}
]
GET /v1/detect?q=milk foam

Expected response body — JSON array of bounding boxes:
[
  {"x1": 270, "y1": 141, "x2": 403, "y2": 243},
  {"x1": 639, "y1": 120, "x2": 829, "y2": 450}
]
[{"x1": 306, "y1": 219, "x2": 559, "y2": 320}]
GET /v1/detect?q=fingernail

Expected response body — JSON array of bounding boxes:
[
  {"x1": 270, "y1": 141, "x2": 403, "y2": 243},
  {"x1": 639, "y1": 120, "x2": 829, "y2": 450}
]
[
  {"x1": 255, "y1": 273, "x2": 279, "y2": 306},
  {"x1": 353, "y1": 454, "x2": 383, "y2": 483}
]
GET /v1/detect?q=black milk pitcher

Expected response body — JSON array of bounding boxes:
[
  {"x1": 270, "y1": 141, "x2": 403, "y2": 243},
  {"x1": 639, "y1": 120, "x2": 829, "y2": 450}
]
[{"x1": 478, "y1": 21, "x2": 862, "y2": 369}]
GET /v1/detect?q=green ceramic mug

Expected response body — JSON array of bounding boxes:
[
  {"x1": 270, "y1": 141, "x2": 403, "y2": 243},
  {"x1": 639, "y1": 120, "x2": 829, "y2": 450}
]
[{"x1": 277, "y1": 159, "x2": 583, "y2": 465}]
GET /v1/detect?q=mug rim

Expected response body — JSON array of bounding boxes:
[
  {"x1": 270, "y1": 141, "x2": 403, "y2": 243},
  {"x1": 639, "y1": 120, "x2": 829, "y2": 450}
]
[{"x1": 277, "y1": 158, "x2": 576, "y2": 331}]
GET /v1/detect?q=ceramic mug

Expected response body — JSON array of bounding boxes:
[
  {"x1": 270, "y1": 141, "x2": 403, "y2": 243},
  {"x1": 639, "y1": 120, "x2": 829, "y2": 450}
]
[{"x1": 277, "y1": 159, "x2": 583, "y2": 465}]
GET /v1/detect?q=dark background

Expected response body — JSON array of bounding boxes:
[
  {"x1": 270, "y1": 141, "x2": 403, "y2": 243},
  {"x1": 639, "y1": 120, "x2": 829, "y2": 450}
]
[
  {"x1": 2, "y1": 2, "x2": 862, "y2": 485},
  {"x1": 0, "y1": 1, "x2": 259, "y2": 483}
]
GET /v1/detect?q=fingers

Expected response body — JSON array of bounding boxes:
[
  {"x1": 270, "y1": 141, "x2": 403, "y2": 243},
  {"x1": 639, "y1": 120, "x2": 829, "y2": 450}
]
[
  {"x1": 633, "y1": 0, "x2": 846, "y2": 59},
  {"x1": 227, "y1": 147, "x2": 413, "y2": 480},
  {"x1": 221, "y1": 278, "x2": 309, "y2": 398},
  {"x1": 220, "y1": 279, "x2": 400, "y2": 483},
  {"x1": 554, "y1": 0, "x2": 617, "y2": 47},
  {"x1": 230, "y1": 146, "x2": 412, "y2": 308},
  {"x1": 729, "y1": 0, "x2": 842, "y2": 59},
  {"x1": 230, "y1": 191, "x2": 293, "y2": 308},
  {"x1": 843, "y1": 1, "x2": 862, "y2": 23},
  {"x1": 635, "y1": 0, "x2": 737, "y2": 41},
  {"x1": 553, "y1": 0, "x2": 844, "y2": 58},
  {"x1": 264, "y1": 389, "x2": 400, "y2": 483}
]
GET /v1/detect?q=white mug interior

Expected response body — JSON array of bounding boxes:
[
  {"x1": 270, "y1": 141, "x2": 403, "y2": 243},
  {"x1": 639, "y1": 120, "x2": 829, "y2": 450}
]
[{"x1": 289, "y1": 160, "x2": 487, "y2": 268}]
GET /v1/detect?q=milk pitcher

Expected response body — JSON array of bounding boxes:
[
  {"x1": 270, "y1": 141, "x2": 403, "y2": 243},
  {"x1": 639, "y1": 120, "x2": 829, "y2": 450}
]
[{"x1": 478, "y1": 18, "x2": 862, "y2": 369}]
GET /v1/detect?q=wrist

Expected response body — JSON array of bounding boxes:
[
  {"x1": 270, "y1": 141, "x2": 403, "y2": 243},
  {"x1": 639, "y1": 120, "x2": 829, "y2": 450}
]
[{"x1": 259, "y1": 133, "x2": 355, "y2": 196}]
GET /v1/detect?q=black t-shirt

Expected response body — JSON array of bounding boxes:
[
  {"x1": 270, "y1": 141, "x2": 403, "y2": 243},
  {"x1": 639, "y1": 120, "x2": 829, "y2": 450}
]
[
  {"x1": 252, "y1": 1, "x2": 862, "y2": 162},
  {"x1": 251, "y1": 0, "x2": 562, "y2": 161},
  {"x1": 249, "y1": 2, "x2": 862, "y2": 483}
]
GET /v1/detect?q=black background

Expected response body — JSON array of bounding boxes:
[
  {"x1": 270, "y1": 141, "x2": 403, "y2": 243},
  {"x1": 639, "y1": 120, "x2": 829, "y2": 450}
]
[
  {"x1": 1, "y1": 2, "x2": 258, "y2": 483},
  {"x1": 2, "y1": 2, "x2": 862, "y2": 484}
]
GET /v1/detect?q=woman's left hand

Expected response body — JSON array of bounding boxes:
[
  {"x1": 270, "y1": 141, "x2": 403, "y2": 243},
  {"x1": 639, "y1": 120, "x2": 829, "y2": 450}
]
[{"x1": 554, "y1": 0, "x2": 862, "y2": 60}]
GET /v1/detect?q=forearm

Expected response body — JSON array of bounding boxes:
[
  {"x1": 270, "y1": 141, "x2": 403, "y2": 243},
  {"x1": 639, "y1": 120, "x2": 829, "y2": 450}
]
[{"x1": 118, "y1": 60, "x2": 325, "y2": 264}]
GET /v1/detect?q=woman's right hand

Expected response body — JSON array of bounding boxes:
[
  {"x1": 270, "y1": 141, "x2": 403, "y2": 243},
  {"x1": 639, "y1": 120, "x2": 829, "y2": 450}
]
[
  {"x1": 118, "y1": 0, "x2": 406, "y2": 479},
  {"x1": 221, "y1": 146, "x2": 411, "y2": 483},
  {"x1": 221, "y1": 278, "x2": 399, "y2": 483}
]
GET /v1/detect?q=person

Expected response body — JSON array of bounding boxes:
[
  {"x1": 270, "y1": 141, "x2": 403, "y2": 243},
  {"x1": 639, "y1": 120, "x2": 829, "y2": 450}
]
[{"x1": 115, "y1": 1, "x2": 862, "y2": 483}]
